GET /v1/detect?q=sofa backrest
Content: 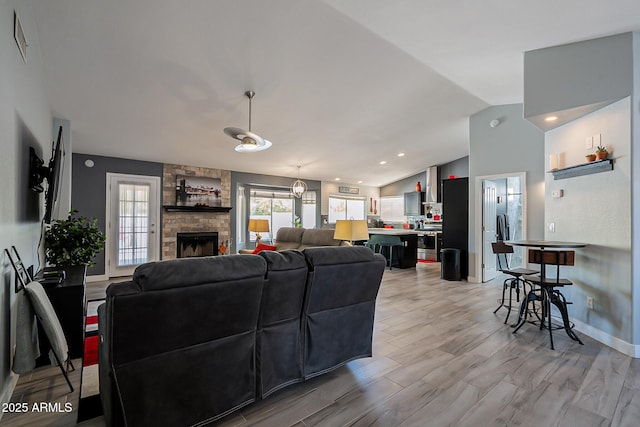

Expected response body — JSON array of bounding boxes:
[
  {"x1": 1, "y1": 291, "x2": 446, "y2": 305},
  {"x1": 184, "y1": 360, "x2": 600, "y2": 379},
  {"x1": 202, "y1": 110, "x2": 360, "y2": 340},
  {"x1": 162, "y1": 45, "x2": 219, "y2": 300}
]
[
  {"x1": 299, "y1": 228, "x2": 343, "y2": 249},
  {"x1": 256, "y1": 250, "x2": 308, "y2": 397},
  {"x1": 274, "y1": 227, "x2": 305, "y2": 250},
  {"x1": 301, "y1": 246, "x2": 386, "y2": 378},
  {"x1": 102, "y1": 255, "x2": 266, "y2": 426}
]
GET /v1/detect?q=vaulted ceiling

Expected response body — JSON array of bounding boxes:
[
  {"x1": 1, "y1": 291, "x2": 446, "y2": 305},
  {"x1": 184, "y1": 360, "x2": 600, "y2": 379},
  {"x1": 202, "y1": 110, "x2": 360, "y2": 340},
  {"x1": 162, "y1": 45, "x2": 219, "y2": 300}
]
[{"x1": 27, "y1": 0, "x2": 640, "y2": 186}]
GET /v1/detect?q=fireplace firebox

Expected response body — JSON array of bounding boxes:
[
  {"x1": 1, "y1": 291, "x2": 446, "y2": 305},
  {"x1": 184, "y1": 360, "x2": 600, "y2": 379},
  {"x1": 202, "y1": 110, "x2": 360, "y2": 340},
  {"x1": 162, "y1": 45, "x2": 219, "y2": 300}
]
[{"x1": 177, "y1": 232, "x2": 219, "y2": 258}]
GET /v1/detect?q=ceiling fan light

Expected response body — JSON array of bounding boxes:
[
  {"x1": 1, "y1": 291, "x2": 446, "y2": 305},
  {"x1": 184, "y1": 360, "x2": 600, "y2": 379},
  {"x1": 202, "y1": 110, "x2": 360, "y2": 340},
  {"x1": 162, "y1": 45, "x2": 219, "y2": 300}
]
[
  {"x1": 235, "y1": 139, "x2": 272, "y2": 153},
  {"x1": 223, "y1": 91, "x2": 272, "y2": 153}
]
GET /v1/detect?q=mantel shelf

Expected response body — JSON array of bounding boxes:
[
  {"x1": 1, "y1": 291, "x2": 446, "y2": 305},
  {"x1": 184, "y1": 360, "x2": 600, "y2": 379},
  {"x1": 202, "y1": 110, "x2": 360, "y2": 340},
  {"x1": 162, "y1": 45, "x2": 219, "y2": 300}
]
[
  {"x1": 549, "y1": 158, "x2": 613, "y2": 180},
  {"x1": 163, "y1": 205, "x2": 233, "y2": 213}
]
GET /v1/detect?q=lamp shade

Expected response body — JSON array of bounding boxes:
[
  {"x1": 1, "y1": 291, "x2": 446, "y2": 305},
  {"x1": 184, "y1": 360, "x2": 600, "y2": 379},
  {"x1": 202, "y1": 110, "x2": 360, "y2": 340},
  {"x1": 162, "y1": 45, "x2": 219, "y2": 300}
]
[
  {"x1": 334, "y1": 219, "x2": 369, "y2": 242},
  {"x1": 248, "y1": 219, "x2": 270, "y2": 233}
]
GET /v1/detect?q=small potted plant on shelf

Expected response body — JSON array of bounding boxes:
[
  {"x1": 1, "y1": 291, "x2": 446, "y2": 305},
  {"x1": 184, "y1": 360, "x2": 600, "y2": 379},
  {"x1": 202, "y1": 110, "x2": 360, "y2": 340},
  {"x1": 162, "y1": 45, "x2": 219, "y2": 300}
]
[
  {"x1": 45, "y1": 209, "x2": 106, "y2": 267},
  {"x1": 585, "y1": 153, "x2": 597, "y2": 162},
  {"x1": 595, "y1": 145, "x2": 608, "y2": 160}
]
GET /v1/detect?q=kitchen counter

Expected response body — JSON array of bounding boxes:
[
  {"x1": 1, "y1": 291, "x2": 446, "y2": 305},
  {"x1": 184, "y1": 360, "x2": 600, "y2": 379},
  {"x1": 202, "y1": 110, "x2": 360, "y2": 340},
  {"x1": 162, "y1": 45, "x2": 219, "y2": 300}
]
[{"x1": 368, "y1": 228, "x2": 420, "y2": 235}]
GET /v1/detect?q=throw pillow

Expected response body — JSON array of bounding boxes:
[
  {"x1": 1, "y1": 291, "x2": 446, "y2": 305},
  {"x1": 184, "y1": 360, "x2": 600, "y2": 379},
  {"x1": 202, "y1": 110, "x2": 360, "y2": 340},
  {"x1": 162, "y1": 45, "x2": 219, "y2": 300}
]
[{"x1": 252, "y1": 243, "x2": 277, "y2": 254}]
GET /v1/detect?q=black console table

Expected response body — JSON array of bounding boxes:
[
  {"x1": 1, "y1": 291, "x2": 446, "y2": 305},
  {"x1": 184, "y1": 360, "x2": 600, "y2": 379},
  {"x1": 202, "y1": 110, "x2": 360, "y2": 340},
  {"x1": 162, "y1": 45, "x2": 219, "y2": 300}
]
[{"x1": 35, "y1": 266, "x2": 87, "y2": 364}]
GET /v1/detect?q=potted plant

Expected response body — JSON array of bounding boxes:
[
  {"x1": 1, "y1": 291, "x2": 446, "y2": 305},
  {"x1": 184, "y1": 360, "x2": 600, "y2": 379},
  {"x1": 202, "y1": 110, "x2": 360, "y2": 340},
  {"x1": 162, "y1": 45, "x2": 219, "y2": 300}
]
[
  {"x1": 45, "y1": 209, "x2": 106, "y2": 267},
  {"x1": 595, "y1": 145, "x2": 608, "y2": 160},
  {"x1": 585, "y1": 153, "x2": 596, "y2": 162}
]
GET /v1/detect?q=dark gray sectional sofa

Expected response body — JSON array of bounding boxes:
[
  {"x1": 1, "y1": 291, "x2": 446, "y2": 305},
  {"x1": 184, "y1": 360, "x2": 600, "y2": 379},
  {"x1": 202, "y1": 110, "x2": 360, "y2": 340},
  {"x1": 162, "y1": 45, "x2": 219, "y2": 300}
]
[{"x1": 98, "y1": 246, "x2": 386, "y2": 426}]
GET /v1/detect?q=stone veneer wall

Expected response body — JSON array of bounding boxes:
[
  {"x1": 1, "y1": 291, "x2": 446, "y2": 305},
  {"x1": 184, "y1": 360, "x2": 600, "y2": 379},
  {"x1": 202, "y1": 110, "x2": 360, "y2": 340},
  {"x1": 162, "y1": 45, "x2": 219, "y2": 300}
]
[{"x1": 162, "y1": 164, "x2": 232, "y2": 260}]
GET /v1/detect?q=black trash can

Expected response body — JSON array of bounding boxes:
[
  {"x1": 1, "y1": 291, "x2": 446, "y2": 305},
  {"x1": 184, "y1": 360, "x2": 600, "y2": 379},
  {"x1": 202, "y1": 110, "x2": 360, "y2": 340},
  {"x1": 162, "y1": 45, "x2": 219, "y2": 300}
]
[{"x1": 440, "y1": 248, "x2": 461, "y2": 281}]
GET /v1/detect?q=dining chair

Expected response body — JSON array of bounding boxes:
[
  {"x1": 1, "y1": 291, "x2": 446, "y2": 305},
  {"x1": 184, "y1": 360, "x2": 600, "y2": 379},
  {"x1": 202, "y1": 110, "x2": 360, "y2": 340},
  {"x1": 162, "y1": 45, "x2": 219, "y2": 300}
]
[
  {"x1": 491, "y1": 242, "x2": 538, "y2": 324},
  {"x1": 515, "y1": 249, "x2": 583, "y2": 350}
]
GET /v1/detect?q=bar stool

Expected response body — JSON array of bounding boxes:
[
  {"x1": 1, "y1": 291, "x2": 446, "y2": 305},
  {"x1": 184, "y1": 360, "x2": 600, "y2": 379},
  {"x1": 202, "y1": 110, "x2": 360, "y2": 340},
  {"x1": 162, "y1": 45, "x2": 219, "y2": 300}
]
[
  {"x1": 491, "y1": 242, "x2": 538, "y2": 324},
  {"x1": 367, "y1": 235, "x2": 403, "y2": 270},
  {"x1": 514, "y1": 249, "x2": 583, "y2": 350}
]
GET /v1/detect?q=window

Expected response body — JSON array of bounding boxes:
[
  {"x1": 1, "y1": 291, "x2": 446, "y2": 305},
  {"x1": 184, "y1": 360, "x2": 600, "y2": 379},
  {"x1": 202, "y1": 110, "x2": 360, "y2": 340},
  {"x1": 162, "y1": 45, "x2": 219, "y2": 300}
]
[
  {"x1": 328, "y1": 195, "x2": 365, "y2": 223},
  {"x1": 301, "y1": 191, "x2": 317, "y2": 229},
  {"x1": 249, "y1": 190, "x2": 294, "y2": 242},
  {"x1": 380, "y1": 196, "x2": 404, "y2": 222}
]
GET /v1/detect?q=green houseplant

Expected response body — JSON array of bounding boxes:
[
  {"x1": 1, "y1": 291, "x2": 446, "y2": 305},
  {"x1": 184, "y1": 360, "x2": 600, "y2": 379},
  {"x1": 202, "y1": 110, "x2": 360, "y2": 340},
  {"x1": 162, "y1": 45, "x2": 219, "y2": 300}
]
[
  {"x1": 45, "y1": 209, "x2": 106, "y2": 267},
  {"x1": 595, "y1": 145, "x2": 608, "y2": 160}
]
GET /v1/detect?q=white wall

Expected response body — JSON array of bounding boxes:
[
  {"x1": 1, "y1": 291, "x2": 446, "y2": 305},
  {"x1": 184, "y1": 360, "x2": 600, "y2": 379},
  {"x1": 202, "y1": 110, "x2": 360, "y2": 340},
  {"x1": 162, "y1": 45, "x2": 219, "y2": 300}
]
[
  {"x1": 0, "y1": 0, "x2": 53, "y2": 407},
  {"x1": 545, "y1": 98, "x2": 632, "y2": 344}
]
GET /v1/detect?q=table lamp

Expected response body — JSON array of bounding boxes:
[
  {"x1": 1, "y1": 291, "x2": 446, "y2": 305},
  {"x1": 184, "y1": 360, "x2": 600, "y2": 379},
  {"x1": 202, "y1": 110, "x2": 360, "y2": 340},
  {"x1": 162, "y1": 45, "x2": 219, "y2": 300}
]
[
  {"x1": 248, "y1": 219, "x2": 270, "y2": 245},
  {"x1": 334, "y1": 219, "x2": 369, "y2": 245}
]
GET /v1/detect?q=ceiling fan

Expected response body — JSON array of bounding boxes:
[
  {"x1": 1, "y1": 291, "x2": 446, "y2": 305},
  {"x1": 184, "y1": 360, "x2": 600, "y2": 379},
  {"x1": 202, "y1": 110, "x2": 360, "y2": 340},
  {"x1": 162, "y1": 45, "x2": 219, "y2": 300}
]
[{"x1": 224, "y1": 91, "x2": 272, "y2": 153}]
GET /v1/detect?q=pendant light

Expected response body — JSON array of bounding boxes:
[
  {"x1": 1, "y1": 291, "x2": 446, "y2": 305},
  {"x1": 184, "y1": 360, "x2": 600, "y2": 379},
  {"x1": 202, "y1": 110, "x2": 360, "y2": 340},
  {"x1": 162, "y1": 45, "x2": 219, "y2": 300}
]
[
  {"x1": 291, "y1": 165, "x2": 307, "y2": 198},
  {"x1": 224, "y1": 91, "x2": 272, "y2": 152}
]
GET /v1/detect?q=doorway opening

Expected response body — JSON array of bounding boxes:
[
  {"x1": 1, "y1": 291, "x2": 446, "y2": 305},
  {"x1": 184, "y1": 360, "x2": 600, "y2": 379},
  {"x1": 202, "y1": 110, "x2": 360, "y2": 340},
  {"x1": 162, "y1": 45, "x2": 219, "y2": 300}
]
[{"x1": 476, "y1": 172, "x2": 527, "y2": 282}]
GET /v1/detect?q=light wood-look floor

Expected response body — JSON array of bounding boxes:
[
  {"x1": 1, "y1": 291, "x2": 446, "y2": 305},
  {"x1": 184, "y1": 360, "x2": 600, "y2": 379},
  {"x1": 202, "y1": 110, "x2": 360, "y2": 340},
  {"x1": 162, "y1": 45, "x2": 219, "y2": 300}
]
[{"x1": 4, "y1": 263, "x2": 640, "y2": 426}]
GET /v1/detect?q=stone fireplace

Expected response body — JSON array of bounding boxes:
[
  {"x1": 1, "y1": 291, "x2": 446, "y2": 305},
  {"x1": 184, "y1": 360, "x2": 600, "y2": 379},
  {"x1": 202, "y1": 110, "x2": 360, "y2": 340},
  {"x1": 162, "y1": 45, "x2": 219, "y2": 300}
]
[{"x1": 162, "y1": 164, "x2": 231, "y2": 260}]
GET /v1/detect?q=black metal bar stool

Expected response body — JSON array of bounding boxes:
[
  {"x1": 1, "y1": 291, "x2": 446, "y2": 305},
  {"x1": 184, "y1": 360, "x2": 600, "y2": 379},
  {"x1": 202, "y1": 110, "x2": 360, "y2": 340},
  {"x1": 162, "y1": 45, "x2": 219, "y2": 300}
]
[{"x1": 491, "y1": 242, "x2": 538, "y2": 324}]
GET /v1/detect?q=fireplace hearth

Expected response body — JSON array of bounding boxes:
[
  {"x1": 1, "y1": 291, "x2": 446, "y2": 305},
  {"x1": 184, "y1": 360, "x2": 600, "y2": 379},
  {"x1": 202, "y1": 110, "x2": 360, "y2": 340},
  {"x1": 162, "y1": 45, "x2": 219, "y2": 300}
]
[{"x1": 177, "y1": 232, "x2": 219, "y2": 258}]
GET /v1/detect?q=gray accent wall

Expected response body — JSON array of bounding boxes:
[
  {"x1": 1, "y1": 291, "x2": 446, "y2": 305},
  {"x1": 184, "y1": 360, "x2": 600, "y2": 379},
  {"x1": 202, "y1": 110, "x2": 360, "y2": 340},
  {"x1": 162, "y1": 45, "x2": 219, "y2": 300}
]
[
  {"x1": 524, "y1": 33, "x2": 634, "y2": 128},
  {"x1": 72, "y1": 154, "x2": 164, "y2": 276},
  {"x1": 380, "y1": 172, "x2": 424, "y2": 197},
  {"x1": 469, "y1": 103, "x2": 545, "y2": 281}
]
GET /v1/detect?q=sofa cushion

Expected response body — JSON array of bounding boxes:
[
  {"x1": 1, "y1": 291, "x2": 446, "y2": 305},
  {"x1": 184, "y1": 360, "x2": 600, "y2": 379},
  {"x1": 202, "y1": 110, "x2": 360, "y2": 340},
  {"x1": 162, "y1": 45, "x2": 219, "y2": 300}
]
[
  {"x1": 299, "y1": 228, "x2": 342, "y2": 249},
  {"x1": 274, "y1": 227, "x2": 305, "y2": 250},
  {"x1": 133, "y1": 255, "x2": 265, "y2": 291}
]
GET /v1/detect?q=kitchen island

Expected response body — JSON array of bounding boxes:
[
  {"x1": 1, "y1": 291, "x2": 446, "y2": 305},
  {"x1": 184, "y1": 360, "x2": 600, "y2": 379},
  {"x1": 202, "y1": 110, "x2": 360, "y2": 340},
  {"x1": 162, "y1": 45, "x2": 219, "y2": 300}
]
[{"x1": 368, "y1": 228, "x2": 419, "y2": 269}]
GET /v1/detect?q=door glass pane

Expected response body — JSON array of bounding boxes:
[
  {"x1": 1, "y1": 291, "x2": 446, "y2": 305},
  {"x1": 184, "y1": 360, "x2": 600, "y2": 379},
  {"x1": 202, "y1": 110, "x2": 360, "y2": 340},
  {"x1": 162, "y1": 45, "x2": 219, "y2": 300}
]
[
  {"x1": 248, "y1": 191, "x2": 294, "y2": 243},
  {"x1": 118, "y1": 183, "x2": 150, "y2": 266}
]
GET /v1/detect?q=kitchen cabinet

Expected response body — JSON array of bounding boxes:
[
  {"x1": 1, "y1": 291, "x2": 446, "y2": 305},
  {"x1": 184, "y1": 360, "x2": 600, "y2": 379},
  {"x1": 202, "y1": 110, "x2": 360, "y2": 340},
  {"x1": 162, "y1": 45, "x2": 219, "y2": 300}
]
[{"x1": 404, "y1": 192, "x2": 425, "y2": 216}]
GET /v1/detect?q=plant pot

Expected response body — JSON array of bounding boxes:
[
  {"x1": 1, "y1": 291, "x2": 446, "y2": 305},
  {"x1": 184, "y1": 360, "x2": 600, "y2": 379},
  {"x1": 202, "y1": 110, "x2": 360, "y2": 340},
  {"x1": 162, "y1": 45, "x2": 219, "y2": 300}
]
[
  {"x1": 585, "y1": 154, "x2": 596, "y2": 162},
  {"x1": 596, "y1": 151, "x2": 608, "y2": 161}
]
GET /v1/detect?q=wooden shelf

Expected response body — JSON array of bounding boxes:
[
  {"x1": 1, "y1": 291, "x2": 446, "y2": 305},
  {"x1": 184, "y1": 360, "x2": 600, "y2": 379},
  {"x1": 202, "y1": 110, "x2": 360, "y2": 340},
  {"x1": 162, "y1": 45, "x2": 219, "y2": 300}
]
[
  {"x1": 163, "y1": 205, "x2": 233, "y2": 212},
  {"x1": 549, "y1": 159, "x2": 613, "y2": 180}
]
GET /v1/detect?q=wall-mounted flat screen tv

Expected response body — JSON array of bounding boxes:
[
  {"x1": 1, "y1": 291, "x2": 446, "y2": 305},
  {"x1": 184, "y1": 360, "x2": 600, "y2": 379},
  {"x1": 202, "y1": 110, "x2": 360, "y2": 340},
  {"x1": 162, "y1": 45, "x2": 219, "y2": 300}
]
[{"x1": 29, "y1": 126, "x2": 65, "y2": 223}]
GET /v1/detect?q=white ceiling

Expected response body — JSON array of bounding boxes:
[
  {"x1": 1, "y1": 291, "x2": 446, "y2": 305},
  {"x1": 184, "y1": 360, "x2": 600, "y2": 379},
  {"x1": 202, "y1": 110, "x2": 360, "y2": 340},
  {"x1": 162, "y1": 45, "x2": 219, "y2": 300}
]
[{"x1": 26, "y1": 0, "x2": 640, "y2": 186}]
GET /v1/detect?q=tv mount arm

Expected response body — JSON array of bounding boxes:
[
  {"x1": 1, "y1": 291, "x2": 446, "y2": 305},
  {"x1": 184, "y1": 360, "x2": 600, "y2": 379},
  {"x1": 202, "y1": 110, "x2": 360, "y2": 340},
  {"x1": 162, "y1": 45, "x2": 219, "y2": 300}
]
[{"x1": 28, "y1": 147, "x2": 51, "y2": 193}]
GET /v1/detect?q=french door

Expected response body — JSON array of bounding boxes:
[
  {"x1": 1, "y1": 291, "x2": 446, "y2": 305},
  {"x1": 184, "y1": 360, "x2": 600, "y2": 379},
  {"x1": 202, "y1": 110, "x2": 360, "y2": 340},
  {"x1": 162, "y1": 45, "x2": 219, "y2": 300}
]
[{"x1": 106, "y1": 173, "x2": 161, "y2": 277}]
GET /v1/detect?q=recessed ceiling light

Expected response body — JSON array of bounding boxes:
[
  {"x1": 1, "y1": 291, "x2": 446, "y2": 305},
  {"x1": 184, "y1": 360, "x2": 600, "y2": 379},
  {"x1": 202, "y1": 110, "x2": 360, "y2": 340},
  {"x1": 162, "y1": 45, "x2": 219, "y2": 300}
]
[
  {"x1": 397, "y1": 153, "x2": 405, "y2": 157},
  {"x1": 379, "y1": 161, "x2": 387, "y2": 165},
  {"x1": 335, "y1": 177, "x2": 341, "y2": 181},
  {"x1": 545, "y1": 116, "x2": 558, "y2": 122},
  {"x1": 357, "y1": 180, "x2": 363, "y2": 184}
]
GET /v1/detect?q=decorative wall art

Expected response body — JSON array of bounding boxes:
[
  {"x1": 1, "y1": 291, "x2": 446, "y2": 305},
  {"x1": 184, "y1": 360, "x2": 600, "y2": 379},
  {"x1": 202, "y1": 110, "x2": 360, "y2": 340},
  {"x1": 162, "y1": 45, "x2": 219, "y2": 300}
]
[{"x1": 175, "y1": 175, "x2": 222, "y2": 207}]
